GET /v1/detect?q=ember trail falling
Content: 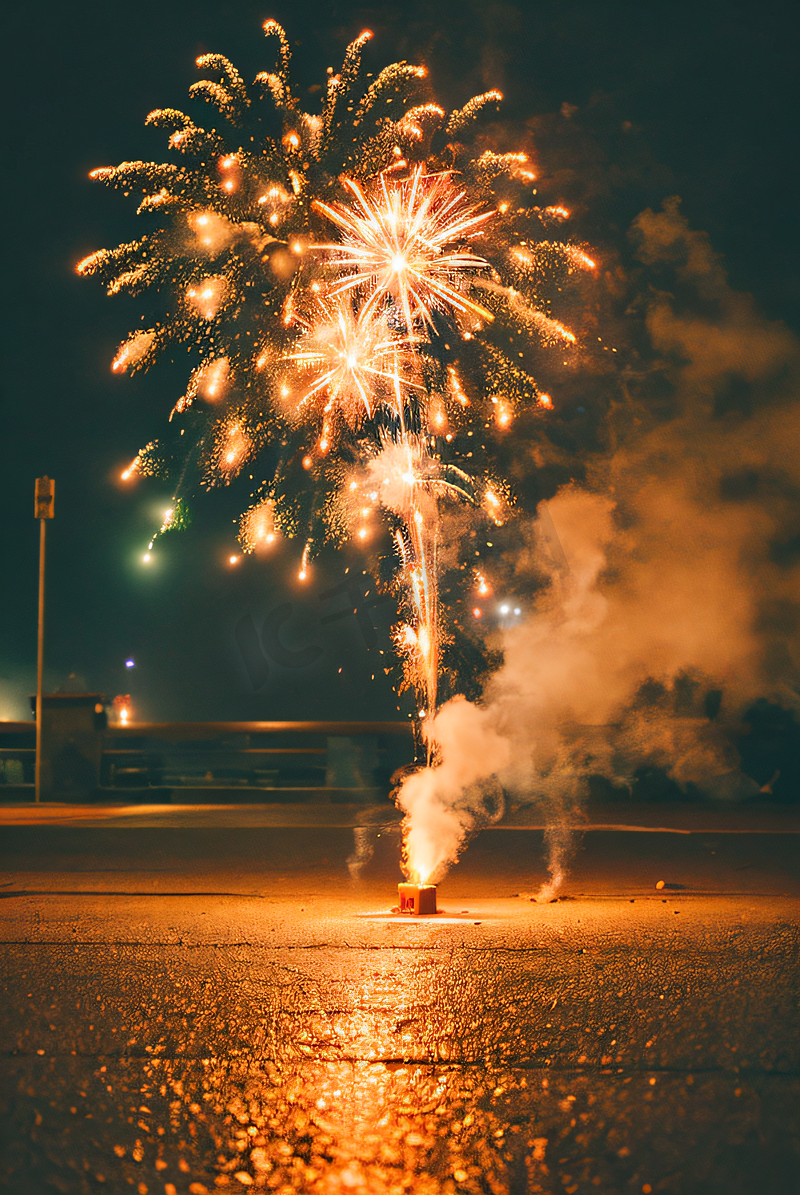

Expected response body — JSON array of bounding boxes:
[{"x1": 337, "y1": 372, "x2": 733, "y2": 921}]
[{"x1": 79, "y1": 19, "x2": 595, "y2": 883}]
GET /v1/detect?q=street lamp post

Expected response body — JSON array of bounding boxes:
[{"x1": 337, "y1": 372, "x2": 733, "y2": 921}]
[{"x1": 34, "y1": 477, "x2": 55, "y2": 803}]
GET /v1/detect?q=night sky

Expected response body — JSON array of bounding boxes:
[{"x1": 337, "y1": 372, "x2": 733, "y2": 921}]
[{"x1": 2, "y1": 0, "x2": 798, "y2": 725}]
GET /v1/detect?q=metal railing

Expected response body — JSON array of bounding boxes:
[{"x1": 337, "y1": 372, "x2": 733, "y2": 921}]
[
  {"x1": 0, "y1": 723, "x2": 35, "y2": 786},
  {"x1": 0, "y1": 720, "x2": 414, "y2": 801}
]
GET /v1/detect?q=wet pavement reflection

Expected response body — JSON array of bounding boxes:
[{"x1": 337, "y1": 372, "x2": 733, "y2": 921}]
[
  {"x1": 1, "y1": 814, "x2": 798, "y2": 1193},
  {"x1": 5, "y1": 1053, "x2": 795, "y2": 1195},
  {"x1": 2, "y1": 915, "x2": 798, "y2": 1195}
]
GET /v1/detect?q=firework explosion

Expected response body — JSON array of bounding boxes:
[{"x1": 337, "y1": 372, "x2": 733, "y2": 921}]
[{"x1": 80, "y1": 20, "x2": 595, "y2": 880}]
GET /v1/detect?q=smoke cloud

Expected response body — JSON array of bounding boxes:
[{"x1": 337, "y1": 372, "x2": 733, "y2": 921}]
[
  {"x1": 395, "y1": 196, "x2": 800, "y2": 896},
  {"x1": 399, "y1": 697, "x2": 510, "y2": 884}
]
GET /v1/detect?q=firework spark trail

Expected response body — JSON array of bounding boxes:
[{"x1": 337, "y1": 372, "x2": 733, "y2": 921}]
[
  {"x1": 403, "y1": 476, "x2": 440, "y2": 731},
  {"x1": 80, "y1": 20, "x2": 594, "y2": 886},
  {"x1": 298, "y1": 164, "x2": 503, "y2": 729}
]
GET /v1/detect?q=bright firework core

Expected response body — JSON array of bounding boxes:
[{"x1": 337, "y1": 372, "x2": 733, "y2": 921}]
[{"x1": 313, "y1": 167, "x2": 496, "y2": 331}]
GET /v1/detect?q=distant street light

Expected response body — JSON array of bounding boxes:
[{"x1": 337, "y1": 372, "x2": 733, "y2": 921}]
[{"x1": 34, "y1": 477, "x2": 55, "y2": 804}]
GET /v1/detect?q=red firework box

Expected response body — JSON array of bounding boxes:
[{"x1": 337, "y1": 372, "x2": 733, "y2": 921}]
[{"x1": 398, "y1": 883, "x2": 437, "y2": 915}]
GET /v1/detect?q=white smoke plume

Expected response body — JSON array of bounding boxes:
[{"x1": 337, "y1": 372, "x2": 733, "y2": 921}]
[
  {"x1": 398, "y1": 697, "x2": 510, "y2": 884},
  {"x1": 395, "y1": 197, "x2": 800, "y2": 898}
]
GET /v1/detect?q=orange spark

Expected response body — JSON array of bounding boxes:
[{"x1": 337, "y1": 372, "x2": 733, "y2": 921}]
[
  {"x1": 111, "y1": 330, "x2": 155, "y2": 373},
  {"x1": 239, "y1": 500, "x2": 278, "y2": 553},
  {"x1": 447, "y1": 367, "x2": 470, "y2": 407},
  {"x1": 494, "y1": 398, "x2": 512, "y2": 429},
  {"x1": 120, "y1": 455, "x2": 140, "y2": 481},
  {"x1": 216, "y1": 423, "x2": 251, "y2": 476}
]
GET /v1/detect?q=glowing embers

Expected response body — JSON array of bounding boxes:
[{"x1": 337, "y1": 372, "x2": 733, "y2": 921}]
[
  {"x1": 397, "y1": 883, "x2": 437, "y2": 915},
  {"x1": 447, "y1": 366, "x2": 470, "y2": 408},
  {"x1": 503, "y1": 286, "x2": 577, "y2": 347},
  {"x1": 427, "y1": 395, "x2": 449, "y2": 434},
  {"x1": 174, "y1": 357, "x2": 231, "y2": 415},
  {"x1": 257, "y1": 183, "x2": 292, "y2": 227},
  {"x1": 394, "y1": 619, "x2": 431, "y2": 667},
  {"x1": 396, "y1": 102, "x2": 445, "y2": 142},
  {"x1": 492, "y1": 397, "x2": 513, "y2": 429},
  {"x1": 298, "y1": 541, "x2": 311, "y2": 581},
  {"x1": 313, "y1": 166, "x2": 495, "y2": 332},
  {"x1": 186, "y1": 275, "x2": 229, "y2": 320},
  {"x1": 211, "y1": 421, "x2": 252, "y2": 480},
  {"x1": 120, "y1": 455, "x2": 141, "y2": 482},
  {"x1": 482, "y1": 482, "x2": 508, "y2": 526},
  {"x1": 217, "y1": 153, "x2": 240, "y2": 194},
  {"x1": 239, "y1": 499, "x2": 277, "y2": 553},
  {"x1": 196, "y1": 357, "x2": 230, "y2": 401},
  {"x1": 186, "y1": 210, "x2": 238, "y2": 255},
  {"x1": 475, "y1": 149, "x2": 532, "y2": 183},
  {"x1": 565, "y1": 246, "x2": 596, "y2": 271},
  {"x1": 111, "y1": 330, "x2": 156, "y2": 373},
  {"x1": 346, "y1": 480, "x2": 380, "y2": 543}
]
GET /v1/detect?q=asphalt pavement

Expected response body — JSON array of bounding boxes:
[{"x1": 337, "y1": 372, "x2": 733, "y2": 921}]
[{"x1": 1, "y1": 802, "x2": 798, "y2": 1195}]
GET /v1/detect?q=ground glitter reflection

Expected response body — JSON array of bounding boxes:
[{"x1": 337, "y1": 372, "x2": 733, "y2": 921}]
[{"x1": 3, "y1": 887, "x2": 796, "y2": 1195}]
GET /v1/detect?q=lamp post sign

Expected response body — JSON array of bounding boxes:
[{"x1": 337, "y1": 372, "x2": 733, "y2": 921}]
[{"x1": 35, "y1": 477, "x2": 54, "y2": 803}]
